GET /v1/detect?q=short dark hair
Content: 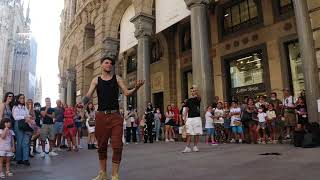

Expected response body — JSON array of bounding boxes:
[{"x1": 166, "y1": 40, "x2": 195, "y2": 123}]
[
  {"x1": 100, "y1": 52, "x2": 116, "y2": 65},
  {"x1": 271, "y1": 92, "x2": 277, "y2": 97},
  {"x1": 0, "y1": 118, "x2": 11, "y2": 130}
]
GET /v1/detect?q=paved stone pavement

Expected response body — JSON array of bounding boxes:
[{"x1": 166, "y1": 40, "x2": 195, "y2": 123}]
[{"x1": 10, "y1": 142, "x2": 320, "y2": 180}]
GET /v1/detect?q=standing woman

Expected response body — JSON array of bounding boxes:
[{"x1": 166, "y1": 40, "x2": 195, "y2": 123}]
[
  {"x1": 165, "y1": 105, "x2": 175, "y2": 142},
  {"x1": 26, "y1": 99, "x2": 40, "y2": 157},
  {"x1": 63, "y1": 104, "x2": 77, "y2": 151},
  {"x1": 74, "y1": 104, "x2": 85, "y2": 149},
  {"x1": 154, "y1": 108, "x2": 162, "y2": 142},
  {"x1": 86, "y1": 102, "x2": 97, "y2": 149},
  {"x1": 0, "y1": 92, "x2": 14, "y2": 123},
  {"x1": 12, "y1": 94, "x2": 31, "y2": 166},
  {"x1": 223, "y1": 101, "x2": 231, "y2": 142},
  {"x1": 245, "y1": 98, "x2": 258, "y2": 144}
]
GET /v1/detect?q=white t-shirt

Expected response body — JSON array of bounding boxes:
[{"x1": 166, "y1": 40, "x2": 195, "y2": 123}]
[
  {"x1": 283, "y1": 96, "x2": 295, "y2": 107},
  {"x1": 257, "y1": 112, "x2": 267, "y2": 123},
  {"x1": 205, "y1": 111, "x2": 214, "y2": 128},
  {"x1": 213, "y1": 109, "x2": 224, "y2": 124},
  {"x1": 0, "y1": 129, "x2": 14, "y2": 151},
  {"x1": 230, "y1": 107, "x2": 241, "y2": 126}
]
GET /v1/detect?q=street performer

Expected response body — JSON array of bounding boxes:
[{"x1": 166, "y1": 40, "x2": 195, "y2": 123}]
[{"x1": 82, "y1": 53, "x2": 144, "y2": 180}]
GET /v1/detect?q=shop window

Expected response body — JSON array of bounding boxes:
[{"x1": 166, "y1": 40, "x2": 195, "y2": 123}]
[
  {"x1": 179, "y1": 23, "x2": 192, "y2": 52},
  {"x1": 84, "y1": 24, "x2": 95, "y2": 50},
  {"x1": 272, "y1": 0, "x2": 294, "y2": 20},
  {"x1": 151, "y1": 38, "x2": 163, "y2": 64},
  {"x1": 221, "y1": 0, "x2": 262, "y2": 36},
  {"x1": 229, "y1": 52, "x2": 263, "y2": 88},
  {"x1": 285, "y1": 40, "x2": 304, "y2": 98},
  {"x1": 127, "y1": 55, "x2": 137, "y2": 73}
]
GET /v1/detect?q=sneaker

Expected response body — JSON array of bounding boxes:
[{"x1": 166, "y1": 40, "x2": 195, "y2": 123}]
[
  {"x1": 23, "y1": 160, "x2": 30, "y2": 166},
  {"x1": 0, "y1": 172, "x2": 4, "y2": 179},
  {"x1": 49, "y1": 151, "x2": 58, "y2": 156},
  {"x1": 92, "y1": 171, "x2": 107, "y2": 180},
  {"x1": 230, "y1": 139, "x2": 236, "y2": 143},
  {"x1": 286, "y1": 134, "x2": 291, "y2": 139},
  {"x1": 156, "y1": 139, "x2": 159, "y2": 142},
  {"x1": 262, "y1": 141, "x2": 266, "y2": 144},
  {"x1": 238, "y1": 139, "x2": 243, "y2": 144},
  {"x1": 182, "y1": 146, "x2": 192, "y2": 153},
  {"x1": 165, "y1": 139, "x2": 169, "y2": 142},
  {"x1": 192, "y1": 146, "x2": 199, "y2": 152},
  {"x1": 40, "y1": 152, "x2": 46, "y2": 158},
  {"x1": 6, "y1": 171, "x2": 13, "y2": 177},
  {"x1": 211, "y1": 141, "x2": 218, "y2": 145},
  {"x1": 78, "y1": 145, "x2": 83, "y2": 149},
  {"x1": 169, "y1": 139, "x2": 175, "y2": 142}
]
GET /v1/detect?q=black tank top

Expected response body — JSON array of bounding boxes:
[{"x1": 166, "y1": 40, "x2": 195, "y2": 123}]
[{"x1": 97, "y1": 75, "x2": 119, "y2": 111}]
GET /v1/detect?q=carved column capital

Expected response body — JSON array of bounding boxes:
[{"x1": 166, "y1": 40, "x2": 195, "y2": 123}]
[
  {"x1": 184, "y1": 0, "x2": 210, "y2": 9},
  {"x1": 130, "y1": 13, "x2": 155, "y2": 39},
  {"x1": 102, "y1": 37, "x2": 120, "y2": 61},
  {"x1": 66, "y1": 68, "x2": 77, "y2": 81}
]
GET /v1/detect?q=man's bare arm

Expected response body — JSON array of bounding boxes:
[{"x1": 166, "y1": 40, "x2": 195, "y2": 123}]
[
  {"x1": 116, "y1": 75, "x2": 144, "y2": 97},
  {"x1": 82, "y1": 77, "x2": 98, "y2": 105}
]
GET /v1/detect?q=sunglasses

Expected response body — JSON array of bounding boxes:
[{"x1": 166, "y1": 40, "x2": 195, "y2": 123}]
[{"x1": 8, "y1": 95, "x2": 13, "y2": 97}]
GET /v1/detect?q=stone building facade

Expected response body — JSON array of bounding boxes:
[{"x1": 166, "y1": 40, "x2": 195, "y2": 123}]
[{"x1": 59, "y1": 0, "x2": 320, "y2": 120}]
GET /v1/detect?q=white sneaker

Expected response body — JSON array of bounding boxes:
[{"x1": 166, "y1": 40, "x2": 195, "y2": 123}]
[
  {"x1": 125, "y1": 142, "x2": 129, "y2": 145},
  {"x1": 49, "y1": 151, "x2": 58, "y2": 156},
  {"x1": 40, "y1": 152, "x2": 46, "y2": 158},
  {"x1": 78, "y1": 145, "x2": 83, "y2": 149},
  {"x1": 156, "y1": 139, "x2": 159, "y2": 142},
  {"x1": 239, "y1": 139, "x2": 243, "y2": 144},
  {"x1": 230, "y1": 139, "x2": 236, "y2": 143},
  {"x1": 192, "y1": 146, "x2": 199, "y2": 152},
  {"x1": 0, "y1": 172, "x2": 5, "y2": 179},
  {"x1": 165, "y1": 139, "x2": 169, "y2": 142},
  {"x1": 169, "y1": 139, "x2": 175, "y2": 142},
  {"x1": 182, "y1": 146, "x2": 192, "y2": 153}
]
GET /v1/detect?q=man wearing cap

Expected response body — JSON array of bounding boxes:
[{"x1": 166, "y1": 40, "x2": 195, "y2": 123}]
[
  {"x1": 83, "y1": 53, "x2": 144, "y2": 180},
  {"x1": 182, "y1": 85, "x2": 203, "y2": 153}
]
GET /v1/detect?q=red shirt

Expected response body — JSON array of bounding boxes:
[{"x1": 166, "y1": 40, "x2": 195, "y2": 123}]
[{"x1": 172, "y1": 107, "x2": 180, "y2": 124}]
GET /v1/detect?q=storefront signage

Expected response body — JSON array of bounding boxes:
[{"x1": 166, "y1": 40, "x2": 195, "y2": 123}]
[
  {"x1": 156, "y1": 0, "x2": 190, "y2": 33},
  {"x1": 120, "y1": 5, "x2": 137, "y2": 53},
  {"x1": 231, "y1": 83, "x2": 265, "y2": 95}
]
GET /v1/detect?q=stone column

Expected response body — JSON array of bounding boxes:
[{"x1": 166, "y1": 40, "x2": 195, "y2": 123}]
[
  {"x1": 60, "y1": 76, "x2": 67, "y2": 103},
  {"x1": 122, "y1": 54, "x2": 128, "y2": 112},
  {"x1": 131, "y1": 13, "x2": 154, "y2": 117},
  {"x1": 66, "y1": 68, "x2": 76, "y2": 106},
  {"x1": 185, "y1": 0, "x2": 213, "y2": 114},
  {"x1": 103, "y1": 37, "x2": 120, "y2": 74},
  {"x1": 293, "y1": 0, "x2": 320, "y2": 122}
]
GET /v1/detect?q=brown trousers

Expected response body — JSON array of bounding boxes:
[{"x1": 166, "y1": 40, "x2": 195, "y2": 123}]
[{"x1": 95, "y1": 112, "x2": 123, "y2": 164}]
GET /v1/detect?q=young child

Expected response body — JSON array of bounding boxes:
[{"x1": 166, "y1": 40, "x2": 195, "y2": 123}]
[
  {"x1": 266, "y1": 103, "x2": 277, "y2": 143},
  {"x1": 205, "y1": 106, "x2": 216, "y2": 145},
  {"x1": 230, "y1": 101, "x2": 244, "y2": 143},
  {"x1": 256, "y1": 107, "x2": 267, "y2": 144},
  {"x1": 0, "y1": 118, "x2": 15, "y2": 178},
  {"x1": 213, "y1": 102, "x2": 225, "y2": 143}
]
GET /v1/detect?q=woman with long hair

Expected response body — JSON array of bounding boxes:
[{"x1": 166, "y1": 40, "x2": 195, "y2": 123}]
[
  {"x1": 12, "y1": 94, "x2": 32, "y2": 166},
  {"x1": 165, "y1": 105, "x2": 175, "y2": 142},
  {"x1": 0, "y1": 92, "x2": 14, "y2": 123},
  {"x1": 63, "y1": 104, "x2": 78, "y2": 151},
  {"x1": 26, "y1": 99, "x2": 40, "y2": 157},
  {"x1": 86, "y1": 102, "x2": 97, "y2": 149},
  {"x1": 245, "y1": 98, "x2": 258, "y2": 144},
  {"x1": 74, "y1": 103, "x2": 85, "y2": 149}
]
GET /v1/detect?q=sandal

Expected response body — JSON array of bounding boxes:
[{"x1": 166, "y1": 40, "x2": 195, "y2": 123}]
[{"x1": 6, "y1": 171, "x2": 13, "y2": 177}]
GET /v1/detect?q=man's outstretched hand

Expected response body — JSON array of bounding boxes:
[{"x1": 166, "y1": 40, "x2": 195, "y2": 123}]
[{"x1": 135, "y1": 80, "x2": 145, "y2": 90}]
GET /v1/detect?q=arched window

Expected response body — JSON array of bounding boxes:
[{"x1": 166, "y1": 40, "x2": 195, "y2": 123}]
[{"x1": 84, "y1": 24, "x2": 95, "y2": 50}]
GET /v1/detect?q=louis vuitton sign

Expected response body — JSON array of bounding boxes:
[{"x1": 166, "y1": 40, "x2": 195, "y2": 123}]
[{"x1": 231, "y1": 83, "x2": 265, "y2": 95}]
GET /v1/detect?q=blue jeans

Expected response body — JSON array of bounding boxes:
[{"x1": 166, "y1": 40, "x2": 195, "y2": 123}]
[
  {"x1": 155, "y1": 120, "x2": 161, "y2": 140},
  {"x1": 136, "y1": 127, "x2": 141, "y2": 142},
  {"x1": 14, "y1": 121, "x2": 31, "y2": 161}
]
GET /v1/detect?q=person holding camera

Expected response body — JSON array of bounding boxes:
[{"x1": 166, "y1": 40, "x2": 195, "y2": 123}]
[{"x1": 124, "y1": 105, "x2": 138, "y2": 144}]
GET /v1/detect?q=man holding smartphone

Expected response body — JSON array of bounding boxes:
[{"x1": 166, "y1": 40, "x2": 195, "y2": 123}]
[{"x1": 182, "y1": 85, "x2": 203, "y2": 153}]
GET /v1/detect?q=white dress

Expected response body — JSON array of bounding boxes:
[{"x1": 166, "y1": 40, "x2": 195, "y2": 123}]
[{"x1": 86, "y1": 110, "x2": 96, "y2": 134}]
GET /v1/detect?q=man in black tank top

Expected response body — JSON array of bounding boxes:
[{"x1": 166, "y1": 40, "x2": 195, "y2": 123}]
[{"x1": 82, "y1": 53, "x2": 144, "y2": 180}]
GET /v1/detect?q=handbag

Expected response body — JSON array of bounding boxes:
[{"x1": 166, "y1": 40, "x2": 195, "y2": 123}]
[{"x1": 18, "y1": 119, "x2": 33, "y2": 132}]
